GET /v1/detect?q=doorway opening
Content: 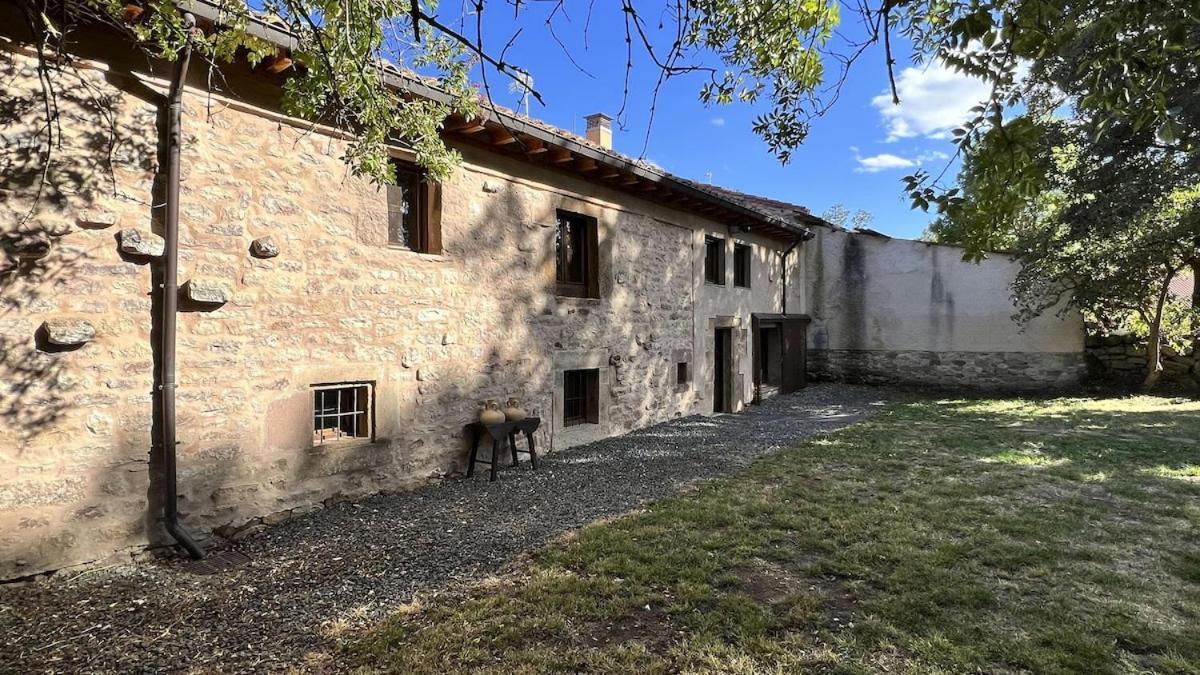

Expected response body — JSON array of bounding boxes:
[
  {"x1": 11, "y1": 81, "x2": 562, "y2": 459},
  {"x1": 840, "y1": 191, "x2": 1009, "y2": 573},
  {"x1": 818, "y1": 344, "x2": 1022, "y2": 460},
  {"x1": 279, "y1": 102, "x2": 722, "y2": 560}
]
[
  {"x1": 751, "y1": 313, "x2": 810, "y2": 404},
  {"x1": 758, "y1": 324, "x2": 783, "y2": 400},
  {"x1": 713, "y1": 327, "x2": 733, "y2": 413}
]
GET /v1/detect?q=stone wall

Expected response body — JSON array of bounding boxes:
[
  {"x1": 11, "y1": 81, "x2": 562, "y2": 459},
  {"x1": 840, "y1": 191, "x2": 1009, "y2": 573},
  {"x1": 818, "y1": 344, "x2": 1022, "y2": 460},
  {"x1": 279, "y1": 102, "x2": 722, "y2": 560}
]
[
  {"x1": 809, "y1": 349, "x2": 1087, "y2": 389},
  {"x1": 1086, "y1": 334, "x2": 1200, "y2": 388},
  {"x1": 803, "y1": 226, "x2": 1085, "y2": 388},
  {"x1": 0, "y1": 42, "x2": 799, "y2": 578}
]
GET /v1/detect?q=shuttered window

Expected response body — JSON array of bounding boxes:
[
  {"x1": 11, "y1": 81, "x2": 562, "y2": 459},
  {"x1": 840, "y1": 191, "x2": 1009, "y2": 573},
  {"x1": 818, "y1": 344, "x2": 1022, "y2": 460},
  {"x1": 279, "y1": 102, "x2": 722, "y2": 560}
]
[
  {"x1": 704, "y1": 236, "x2": 725, "y2": 285},
  {"x1": 733, "y1": 243, "x2": 751, "y2": 288},
  {"x1": 387, "y1": 159, "x2": 442, "y2": 254},
  {"x1": 555, "y1": 210, "x2": 599, "y2": 298}
]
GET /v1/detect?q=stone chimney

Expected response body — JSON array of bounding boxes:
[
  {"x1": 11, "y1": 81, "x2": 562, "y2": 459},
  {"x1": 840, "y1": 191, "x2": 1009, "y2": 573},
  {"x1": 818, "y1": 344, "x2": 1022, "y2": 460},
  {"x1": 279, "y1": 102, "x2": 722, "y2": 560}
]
[{"x1": 585, "y1": 113, "x2": 613, "y2": 150}]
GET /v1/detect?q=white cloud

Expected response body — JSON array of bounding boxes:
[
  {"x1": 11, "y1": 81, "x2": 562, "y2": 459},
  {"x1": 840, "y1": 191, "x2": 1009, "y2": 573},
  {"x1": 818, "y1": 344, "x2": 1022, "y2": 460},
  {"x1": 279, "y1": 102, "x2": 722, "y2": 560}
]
[
  {"x1": 853, "y1": 149, "x2": 951, "y2": 173},
  {"x1": 710, "y1": 117, "x2": 726, "y2": 127},
  {"x1": 855, "y1": 153, "x2": 916, "y2": 173},
  {"x1": 871, "y1": 62, "x2": 991, "y2": 142}
]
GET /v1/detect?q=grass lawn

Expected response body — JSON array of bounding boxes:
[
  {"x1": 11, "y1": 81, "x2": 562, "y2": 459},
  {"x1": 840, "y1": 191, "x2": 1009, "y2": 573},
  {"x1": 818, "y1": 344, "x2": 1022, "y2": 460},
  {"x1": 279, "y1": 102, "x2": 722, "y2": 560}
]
[{"x1": 349, "y1": 395, "x2": 1200, "y2": 674}]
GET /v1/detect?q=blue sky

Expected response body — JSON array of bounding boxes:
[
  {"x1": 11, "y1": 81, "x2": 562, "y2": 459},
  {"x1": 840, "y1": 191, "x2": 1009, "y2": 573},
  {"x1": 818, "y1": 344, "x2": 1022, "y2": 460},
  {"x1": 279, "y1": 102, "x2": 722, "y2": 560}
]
[{"x1": 452, "y1": 3, "x2": 991, "y2": 239}]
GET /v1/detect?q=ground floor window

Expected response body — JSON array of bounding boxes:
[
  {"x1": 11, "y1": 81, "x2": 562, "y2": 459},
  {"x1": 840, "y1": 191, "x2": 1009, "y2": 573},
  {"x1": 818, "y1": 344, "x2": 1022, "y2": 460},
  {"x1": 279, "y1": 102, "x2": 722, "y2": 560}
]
[
  {"x1": 563, "y1": 369, "x2": 599, "y2": 426},
  {"x1": 676, "y1": 362, "x2": 690, "y2": 385},
  {"x1": 312, "y1": 383, "x2": 373, "y2": 444}
]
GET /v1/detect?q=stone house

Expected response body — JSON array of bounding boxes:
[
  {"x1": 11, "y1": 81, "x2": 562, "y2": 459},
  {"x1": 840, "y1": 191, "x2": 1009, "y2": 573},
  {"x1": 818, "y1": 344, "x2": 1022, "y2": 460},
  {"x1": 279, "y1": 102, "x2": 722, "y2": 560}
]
[{"x1": 0, "y1": 5, "x2": 1083, "y2": 579}]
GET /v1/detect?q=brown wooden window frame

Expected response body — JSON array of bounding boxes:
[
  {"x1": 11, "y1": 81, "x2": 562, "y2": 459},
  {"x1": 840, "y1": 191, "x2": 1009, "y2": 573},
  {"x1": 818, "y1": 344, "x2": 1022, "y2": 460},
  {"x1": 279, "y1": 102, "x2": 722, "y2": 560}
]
[
  {"x1": 386, "y1": 158, "x2": 442, "y2": 254},
  {"x1": 562, "y1": 368, "x2": 599, "y2": 427},
  {"x1": 704, "y1": 235, "x2": 725, "y2": 286},
  {"x1": 312, "y1": 382, "x2": 375, "y2": 445},
  {"x1": 733, "y1": 243, "x2": 752, "y2": 288},
  {"x1": 555, "y1": 210, "x2": 600, "y2": 298}
]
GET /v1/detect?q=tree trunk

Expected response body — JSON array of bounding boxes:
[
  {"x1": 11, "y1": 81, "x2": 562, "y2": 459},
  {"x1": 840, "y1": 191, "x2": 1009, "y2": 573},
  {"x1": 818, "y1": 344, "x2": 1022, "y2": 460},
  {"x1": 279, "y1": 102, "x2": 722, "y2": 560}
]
[{"x1": 1143, "y1": 277, "x2": 1173, "y2": 389}]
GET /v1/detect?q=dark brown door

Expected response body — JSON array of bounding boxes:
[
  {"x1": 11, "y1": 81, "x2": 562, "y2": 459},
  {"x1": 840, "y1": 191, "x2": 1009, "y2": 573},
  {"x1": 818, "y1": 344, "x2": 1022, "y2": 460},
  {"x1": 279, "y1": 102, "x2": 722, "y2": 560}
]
[
  {"x1": 714, "y1": 327, "x2": 732, "y2": 412},
  {"x1": 780, "y1": 318, "x2": 808, "y2": 393}
]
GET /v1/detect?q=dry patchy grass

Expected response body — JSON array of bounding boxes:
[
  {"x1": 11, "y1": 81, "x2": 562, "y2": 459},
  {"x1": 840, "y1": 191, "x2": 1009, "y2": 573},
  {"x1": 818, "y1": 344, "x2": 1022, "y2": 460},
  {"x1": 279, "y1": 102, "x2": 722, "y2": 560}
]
[{"x1": 348, "y1": 394, "x2": 1200, "y2": 674}]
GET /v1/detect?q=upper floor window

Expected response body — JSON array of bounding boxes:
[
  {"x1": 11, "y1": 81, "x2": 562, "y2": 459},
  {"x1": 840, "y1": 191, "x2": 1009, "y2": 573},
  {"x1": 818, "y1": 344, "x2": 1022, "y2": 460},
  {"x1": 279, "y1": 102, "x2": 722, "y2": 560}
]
[
  {"x1": 555, "y1": 210, "x2": 599, "y2": 298},
  {"x1": 387, "y1": 159, "x2": 442, "y2": 254},
  {"x1": 733, "y1": 243, "x2": 751, "y2": 288},
  {"x1": 704, "y1": 236, "x2": 725, "y2": 285}
]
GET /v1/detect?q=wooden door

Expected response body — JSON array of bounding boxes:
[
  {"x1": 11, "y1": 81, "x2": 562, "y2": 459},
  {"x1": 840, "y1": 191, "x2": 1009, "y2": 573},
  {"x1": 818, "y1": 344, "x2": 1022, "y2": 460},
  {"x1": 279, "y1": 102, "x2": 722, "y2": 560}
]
[
  {"x1": 780, "y1": 318, "x2": 808, "y2": 394},
  {"x1": 714, "y1": 328, "x2": 732, "y2": 412}
]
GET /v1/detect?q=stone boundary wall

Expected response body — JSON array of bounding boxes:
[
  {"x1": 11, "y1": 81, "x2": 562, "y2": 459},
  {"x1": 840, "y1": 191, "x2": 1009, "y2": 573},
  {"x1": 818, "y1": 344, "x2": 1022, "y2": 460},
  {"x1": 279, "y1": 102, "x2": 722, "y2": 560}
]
[
  {"x1": 808, "y1": 349, "x2": 1087, "y2": 390},
  {"x1": 1086, "y1": 334, "x2": 1200, "y2": 388}
]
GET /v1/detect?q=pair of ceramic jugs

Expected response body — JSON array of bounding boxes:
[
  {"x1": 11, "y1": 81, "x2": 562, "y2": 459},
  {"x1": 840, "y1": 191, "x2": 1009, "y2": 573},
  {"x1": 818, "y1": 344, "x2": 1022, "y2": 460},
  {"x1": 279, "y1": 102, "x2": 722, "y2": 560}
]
[{"x1": 479, "y1": 398, "x2": 526, "y2": 425}]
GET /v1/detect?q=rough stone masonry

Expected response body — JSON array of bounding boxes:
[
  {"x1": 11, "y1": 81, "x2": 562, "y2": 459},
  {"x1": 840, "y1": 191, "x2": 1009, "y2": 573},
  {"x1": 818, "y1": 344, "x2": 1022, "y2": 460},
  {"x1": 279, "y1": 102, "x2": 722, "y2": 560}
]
[{"x1": 0, "y1": 42, "x2": 801, "y2": 578}]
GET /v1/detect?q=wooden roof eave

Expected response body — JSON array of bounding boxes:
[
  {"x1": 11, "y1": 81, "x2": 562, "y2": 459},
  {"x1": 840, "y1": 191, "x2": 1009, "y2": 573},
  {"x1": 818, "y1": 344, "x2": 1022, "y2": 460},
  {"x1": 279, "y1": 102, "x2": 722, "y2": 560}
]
[{"x1": 186, "y1": 0, "x2": 813, "y2": 243}]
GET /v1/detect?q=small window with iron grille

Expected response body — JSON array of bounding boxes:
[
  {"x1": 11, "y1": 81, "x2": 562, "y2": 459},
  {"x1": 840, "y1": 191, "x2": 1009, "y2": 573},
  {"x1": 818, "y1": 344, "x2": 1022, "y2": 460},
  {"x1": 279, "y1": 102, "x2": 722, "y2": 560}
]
[
  {"x1": 563, "y1": 368, "x2": 599, "y2": 427},
  {"x1": 312, "y1": 383, "x2": 374, "y2": 445}
]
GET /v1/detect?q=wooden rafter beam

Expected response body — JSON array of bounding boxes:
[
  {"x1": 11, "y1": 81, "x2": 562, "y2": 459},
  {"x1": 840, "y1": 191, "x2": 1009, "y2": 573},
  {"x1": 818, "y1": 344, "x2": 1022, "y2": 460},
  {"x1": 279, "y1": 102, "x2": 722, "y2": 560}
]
[
  {"x1": 548, "y1": 148, "x2": 573, "y2": 163},
  {"x1": 574, "y1": 158, "x2": 599, "y2": 172},
  {"x1": 524, "y1": 137, "x2": 548, "y2": 154},
  {"x1": 447, "y1": 116, "x2": 487, "y2": 134},
  {"x1": 489, "y1": 127, "x2": 519, "y2": 145}
]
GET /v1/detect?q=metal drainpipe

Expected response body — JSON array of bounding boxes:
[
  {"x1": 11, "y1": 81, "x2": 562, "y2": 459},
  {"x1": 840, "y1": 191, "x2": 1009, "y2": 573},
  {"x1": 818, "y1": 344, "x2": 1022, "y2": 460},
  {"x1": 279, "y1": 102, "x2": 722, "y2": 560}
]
[
  {"x1": 779, "y1": 239, "x2": 800, "y2": 315},
  {"x1": 779, "y1": 229, "x2": 816, "y2": 314},
  {"x1": 161, "y1": 12, "x2": 205, "y2": 560}
]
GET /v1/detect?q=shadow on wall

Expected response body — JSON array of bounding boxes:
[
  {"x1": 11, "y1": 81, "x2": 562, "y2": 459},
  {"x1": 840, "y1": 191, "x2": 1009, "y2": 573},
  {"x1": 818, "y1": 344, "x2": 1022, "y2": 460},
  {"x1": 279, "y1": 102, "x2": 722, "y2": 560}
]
[
  {"x1": 0, "y1": 50, "x2": 156, "y2": 443},
  {"x1": 0, "y1": 44, "x2": 179, "y2": 576},
  {"x1": 192, "y1": 150, "x2": 697, "y2": 542},
  {"x1": 1, "y1": 33, "x2": 698, "y2": 575}
]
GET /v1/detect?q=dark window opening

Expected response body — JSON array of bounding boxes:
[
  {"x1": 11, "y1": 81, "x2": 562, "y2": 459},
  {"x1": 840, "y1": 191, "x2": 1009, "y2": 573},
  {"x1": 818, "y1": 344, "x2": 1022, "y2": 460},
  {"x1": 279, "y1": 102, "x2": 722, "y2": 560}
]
[
  {"x1": 313, "y1": 383, "x2": 373, "y2": 444},
  {"x1": 563, "y1": 368, "x2": 599, "y2": 426},
  {"x1": 555, "y1": 210, "x2": 599, "y2": 298},
  {"x1": 704, "y1": 236, "x2": 725, "y2": 285},
  {"x1": 387, "y1": 159, "x2": 442, "y2": 254},
  {"x1": 676, "y1": 362, "x2": 689, "y2": 385},
  {"x1": 733, "y1": 243, "x2": 751, "y2": 288}
]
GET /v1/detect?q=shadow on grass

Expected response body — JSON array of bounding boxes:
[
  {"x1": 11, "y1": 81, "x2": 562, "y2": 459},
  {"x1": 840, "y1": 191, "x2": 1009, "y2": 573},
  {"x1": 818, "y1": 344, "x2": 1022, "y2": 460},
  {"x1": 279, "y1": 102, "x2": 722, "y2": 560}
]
[{"x1": 349, "y1": 393, "x2": 1200, "y2": 675}]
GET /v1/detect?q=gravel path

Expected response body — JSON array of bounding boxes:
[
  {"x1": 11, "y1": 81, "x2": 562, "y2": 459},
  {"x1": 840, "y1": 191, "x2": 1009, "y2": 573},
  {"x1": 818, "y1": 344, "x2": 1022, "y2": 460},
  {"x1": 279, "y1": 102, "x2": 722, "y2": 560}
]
[{"x1": 1, "y1": 384, "x2": 887, "y2": 673}]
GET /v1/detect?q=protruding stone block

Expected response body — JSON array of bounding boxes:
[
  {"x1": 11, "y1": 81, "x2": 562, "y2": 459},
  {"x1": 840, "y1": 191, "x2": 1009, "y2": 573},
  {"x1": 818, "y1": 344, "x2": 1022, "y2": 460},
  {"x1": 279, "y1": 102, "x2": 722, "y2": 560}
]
[
  {"x1": 77, "y1": 208, "x2": 119, "y2": 229},
  {"x1": 250, "y1": 236, "x2": 279, "y2": 259},
  {"x1": 182, "y1": 278, "x2": 232, "y2": 305},
  {"x1": 42, "y1": 319, "x2": 96, "y2": 346},
  {"x1": 117, "y1": 228, "x2": 164, "y2": 258}
]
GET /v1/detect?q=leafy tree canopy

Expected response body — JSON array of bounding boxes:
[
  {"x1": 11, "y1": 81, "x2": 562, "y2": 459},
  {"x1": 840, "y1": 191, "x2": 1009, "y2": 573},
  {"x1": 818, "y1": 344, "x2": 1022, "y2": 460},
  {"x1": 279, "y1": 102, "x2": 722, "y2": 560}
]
[
  {"x1": 18, "y1": 0, "x2": 1200, "y2": 202},
  {"x1": 20, "y1": 0, "x2": 839, "y2": 185}
]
